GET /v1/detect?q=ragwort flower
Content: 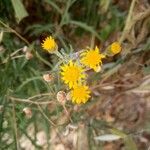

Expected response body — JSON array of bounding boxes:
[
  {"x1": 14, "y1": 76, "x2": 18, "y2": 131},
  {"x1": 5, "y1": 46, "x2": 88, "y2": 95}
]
[
  {"x1": 110, "y1": 42, "x2": 121, "y2": 54},
  {"x1": 41, "y1": 36, "x2": 58, "y2": 53},
  {"x1": 71, "y1": 85, "x2": 90, "y2": 104},
  {"x1": 80, "y1": 46, "x2": 105, "y2": 72},
  {"x1": 60, "y1": 60, "x2": 86, "y2": 88}
]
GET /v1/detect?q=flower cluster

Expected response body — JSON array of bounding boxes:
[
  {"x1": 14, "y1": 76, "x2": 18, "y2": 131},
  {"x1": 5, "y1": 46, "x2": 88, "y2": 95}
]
[
  {"x1": 60, "y1": 61, "x2": 90, "y2": 104},
  {"x1": 41, "y1": 36, "x2": 121, "y2": 104}
]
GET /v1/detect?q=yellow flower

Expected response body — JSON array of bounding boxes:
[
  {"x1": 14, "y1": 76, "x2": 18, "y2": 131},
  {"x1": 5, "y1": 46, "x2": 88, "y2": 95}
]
[
  {"x1": 80, "y1": 46, "x2": 105, "y2": 72},
  {"x1": 71, "y1": 85, "x2": 90, "y2": 104},
  {"x1": 110, "y1": 42, "x2": 121, "y2": 54},
  {"x1": 60, "y1": 61, "x2": 86, "y2": 88},
  {"x1": 41, "y1": 36, "x2": 58, "y2": 53}
]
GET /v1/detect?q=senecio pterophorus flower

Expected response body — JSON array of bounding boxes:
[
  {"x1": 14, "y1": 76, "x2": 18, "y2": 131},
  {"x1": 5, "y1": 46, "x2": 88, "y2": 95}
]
[
  {"x1": 60, "y1": 60, "x2": 86, "y2": 89},
  {"x1": 110, "y1": 42, "x2": 121, "y2": 54},
  {"x1": 80, "y1": 46, "x2": 105, "y2": 72},
  {"x1": 71, "y1": 85, "x2": 90, "y2": 104},
  {"x1": 41, "y1": 36, "x2": 58, "y2": 53}
]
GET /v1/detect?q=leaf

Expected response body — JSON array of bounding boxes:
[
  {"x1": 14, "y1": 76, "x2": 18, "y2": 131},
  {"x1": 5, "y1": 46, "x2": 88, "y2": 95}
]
[
  {"x1": 45, "y1": 0, "x2": 61, "y2": 14},
  {"x1": 124, "y1": 136, "x2": 137, "y2": 150},
  {"x1": 110, "y1": 128, "x2": 137, "y2": 150},
  {"x1": 70, "y1": 20, "x2": 102, "y2": 41},
  {"x1": 110, "y1": 128, "x2": 126, "y2": 138},
  {"x1": 100, "y1": 0, "x2": 111, "y2": 13},
  {"x1": 11, "y1": 0, "x2": 28, "y2": 23},
  {"x1": 94, "y1": 134, "x2": 121, "y2": 141}
]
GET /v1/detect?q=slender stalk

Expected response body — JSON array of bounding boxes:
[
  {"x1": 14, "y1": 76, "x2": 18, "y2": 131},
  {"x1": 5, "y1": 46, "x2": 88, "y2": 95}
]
[
  {"x1": 10, "y1": 48, "x2": 23, "y2": 57},
  {"x1": 53, "y1": 50, "x2": 64, "y2": 59},
  {"x1": 37, "y1": 104, "x2": 56, "y2": 126},
  {"x1": 12, "y1": 100, "x2": 20, "y2": 150},
  {"x1": 0, "y1": 20, "x2": 30, "y2": 45},
  {"x1": 1, "y1": 55, "x2": 25, "y2": 64},
  {"x1": 9, "y1": 96, "x2": 55, "y2": 105},
  {"x1": 119, "y1": 0, "x2": 137, "y2": 43},
  {"x1": 62, "y1": 104, "x2": 73, "y2": 123},
  {"x1": 28, "y1": 93, "x2": 53, "y2": 100}
]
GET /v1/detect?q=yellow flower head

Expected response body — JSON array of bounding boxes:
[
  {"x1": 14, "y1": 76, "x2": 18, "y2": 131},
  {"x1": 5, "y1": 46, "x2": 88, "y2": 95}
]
[
  {"x1": 41, "y1": 36, "x2": 58, "y2": 53},
  {"x1": 80, "y1": 46, "x2": 105, "y2": 72},
  {"x1": 60, "y1": 61, "x2": 86, "y2": 88},
  {"x1": 110, "y1": 42, "x2": 121, "y2": 54},
  {"x1": 71, "y1": 85, "x2": 90, "y2": 104}
]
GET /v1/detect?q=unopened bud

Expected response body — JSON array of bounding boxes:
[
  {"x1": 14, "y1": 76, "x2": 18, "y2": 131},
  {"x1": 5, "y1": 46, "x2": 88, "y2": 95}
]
[
  {"x1": 22, "y1": 46, "x2": 28, "y2": 53},
  {"x1": 43, "y1": 74, "x2": 53, "y2": 82},
  {"x1": 57, "y1": 91, "x2": 66, "y2": 105},
  {"x1": 23, "y1": 107, "x2": 32, "y2": 118},
  {"x1": 25, "y1": 52, "x2": 33, "y2": 60}
]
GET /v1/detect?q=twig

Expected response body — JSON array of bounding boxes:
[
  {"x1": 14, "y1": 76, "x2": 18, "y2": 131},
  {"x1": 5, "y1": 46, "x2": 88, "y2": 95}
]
[
  {"x1": 10, "y1": 48, "x2": 23, "y2": 57},
  {"x1": 0, "y1": 20, "x2": 29, "y2": 45},
  {"x1": 37, "y1": 104, "x2": 56, "y2": 126},
  {"x1": 9, "y1": 96, "x2": 54, "y2": 105},
  {"x1": 62, "y1": 104, "x2": 73, "y2": 123},
  {"x1": 28, "y1": 93, "x2": 54, "y2": 100},
  {"x1": 1, "y1": 55, "x2": 25, "y2": 64}
]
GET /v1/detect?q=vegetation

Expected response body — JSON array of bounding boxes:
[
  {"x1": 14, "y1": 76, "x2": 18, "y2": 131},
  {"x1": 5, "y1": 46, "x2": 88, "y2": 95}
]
[{"x1": 0, "y1": 0, "x2": 150, "y2": 149}]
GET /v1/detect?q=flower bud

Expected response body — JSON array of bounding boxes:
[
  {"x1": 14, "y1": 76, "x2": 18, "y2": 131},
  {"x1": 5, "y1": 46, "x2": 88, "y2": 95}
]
[
  {"x1": 43, "y1": 74, "x2": 53, "y2": 82},
  {"x1": 25, "y1": 52, "x2": 33, "y2": 60},
  {"x1": 22, "y1": 46, "x2": 28, "y2": 53},
  {"x1": 57, "y1": 91, "x2": 66, "y2": 105},
  {"x1": 23, "y1": 107, "x2": 32, "y2": 118},
  {"x1": 110, "y1": 42, "x2": 121, "y2": 54}
]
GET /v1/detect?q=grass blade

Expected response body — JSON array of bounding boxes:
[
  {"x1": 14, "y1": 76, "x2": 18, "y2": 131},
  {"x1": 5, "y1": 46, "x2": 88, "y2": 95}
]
[{"x1": 11, "y1": 0, "x2": 28, "y2": 23}]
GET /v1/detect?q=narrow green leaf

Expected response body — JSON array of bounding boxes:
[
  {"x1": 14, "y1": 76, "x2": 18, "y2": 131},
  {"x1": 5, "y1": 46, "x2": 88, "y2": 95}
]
[
  {"x1": 111, "y1": 129, "x2": 137, "y2": 150},
  {"x1": 124, "y1": 136, "x2": 137, "y2": 150},
  {"x1": 45, "y1": 0, "x2": 62, "y2": 14},
  {"x1": 11, "y1": 0, "x2": 28, "y2": 23},
  {"x1": 110, "y1": 128, "x2": 126, "y2": 138},
  {"x1": 16, "y1": 76, "x2": 42, "y2": 92},
  {"x1": 70, "y1": 20, "x2": 102, "y2": 41}
]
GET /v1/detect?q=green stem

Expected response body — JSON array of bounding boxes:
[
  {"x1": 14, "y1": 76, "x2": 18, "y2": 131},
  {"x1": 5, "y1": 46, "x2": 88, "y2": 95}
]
[
  {"x1": 54, "y1": 50, "x2": 64, "y2": 59},
  {"x1": 0, "y1": 20, "x2": 30, "y2": 45}
]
